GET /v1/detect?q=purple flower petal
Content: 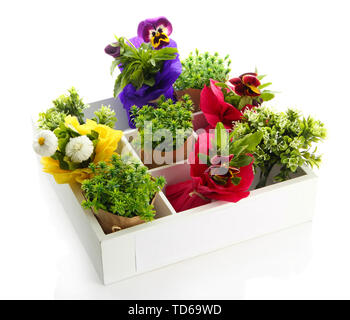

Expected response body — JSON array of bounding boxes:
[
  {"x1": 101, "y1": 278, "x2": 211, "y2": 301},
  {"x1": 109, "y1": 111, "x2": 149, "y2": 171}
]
[
  {"x1": 137, "y1": 16, "x2": 173, "y2": 43},
  {"x1": 104, "y1": 42, "x2": 120, "y2": 58}
]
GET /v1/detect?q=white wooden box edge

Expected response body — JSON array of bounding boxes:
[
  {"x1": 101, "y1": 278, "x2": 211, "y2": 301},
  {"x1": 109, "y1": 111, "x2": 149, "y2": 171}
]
[{"x1": 54, "y1": 99, "x2": 319, "y2": 285}]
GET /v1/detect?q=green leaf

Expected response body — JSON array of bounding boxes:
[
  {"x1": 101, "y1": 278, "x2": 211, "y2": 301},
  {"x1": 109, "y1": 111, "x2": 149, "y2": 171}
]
[
  {"x1": 87, "y1": 130, "x2": 99, "y2": 141},
  {"x1": 198, "y1": 153, "x2": 209, "y2": 165},
  {"x1": 130, "y1": 66, "x2": 144, "y2": 89},
  {"x1": 257, "y1": 74, "x2": 267, "y2": 80},
  {"x1": 230, "y1": 154, "x2": 253, "y2": 167},
  {"x1": 231, "y1": 176, "x2": 242, "y2": 186},
  {"x1": 260, "y1": 92, "x2": 275, "y2": 101},
  {"x1": 143, "y1": 77, "x2": 156, "y2": 87},
  {"x1": 113, "y1": 74, "x2": 123, "y2": 97},
  {"x1": 214, "y1": 82, "x2": 229, "y2": 89},
  {"x1": 110, "y1": 60, "x2": 120, "y2": 75},
  {"x1": 108, "y1": 37, "x2": 177, "y2": 96},
  {"x1": 229, "y1": 131, "x2": 263, "y2": 155},
  {"x1": 150, "y1": 58, "x2": 156, "y2": 67},
  {"x1": 238, "y1": 96, "x2": 252, "y2": 110},
  {"x1": 258, "y1": 82, "x2": 272, "y2": 90},
  {"x1": 214, "y1": 122, "x2": 228, "y2": 151},
  {"x1": 231, "y1": 144, "x2": 248, "y2": 157}
]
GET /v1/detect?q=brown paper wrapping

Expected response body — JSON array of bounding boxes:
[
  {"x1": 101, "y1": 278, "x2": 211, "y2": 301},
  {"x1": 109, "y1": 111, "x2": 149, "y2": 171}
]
[
  {"x1": 83, "y1": 191, "x2": 157, "y2": 234},
  {"x1": 94, "y1": 210, "x2": 145, "y2": 234},
  {"x1": 175, "y1": 88, "x2": 202, "y2": 113},
  {"x1": 141, "y1": 134, "x2": 194, "y2": 169}
]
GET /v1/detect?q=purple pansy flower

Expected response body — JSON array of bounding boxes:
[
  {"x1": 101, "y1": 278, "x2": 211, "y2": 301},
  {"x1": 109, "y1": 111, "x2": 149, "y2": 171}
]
[{"x1": 137, "y1": 16, "x2": 173, "y2": 49}]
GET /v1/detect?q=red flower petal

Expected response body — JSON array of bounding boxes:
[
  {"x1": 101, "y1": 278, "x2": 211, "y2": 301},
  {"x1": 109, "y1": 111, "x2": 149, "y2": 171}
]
[
  {"x1": 241, "y1": 75, "x2": 261, "y2": 87},
  {"x1": 209, "y1": 79, "x2": 226, "y2": 103},
  {"x1": 189, "y1": 132, "x2": 213, "y2": 177},
  {"x1": 200, "y1": 81, "x2": 243, "y2": 129},
  {"x1": 200, "y1": 85, "x2": 225, "y2": 128},
  {"x1": 239, "y1": 72, "x2": 258, "y2": 79},
  {"x1": 229, "y1": 78, "x2": 242, "y2": 86},
  {"x1": 166, "y1": 180, "x2": 210, "y2": 212},
  {"x1": 221, "y1": 103, "x2": 243, "y2": 128},
  {"x1": 233, "y1": 83, "x2": 247, "y2": 96}
]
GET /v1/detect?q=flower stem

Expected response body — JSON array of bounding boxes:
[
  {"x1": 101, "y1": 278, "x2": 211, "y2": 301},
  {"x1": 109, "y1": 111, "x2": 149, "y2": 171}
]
[
  {"x1": 256, "y1": 171, "x2": 268, "y2": 189},
  {"x1": 256, "y1": 163, "x2": 275, "y2": 189}
]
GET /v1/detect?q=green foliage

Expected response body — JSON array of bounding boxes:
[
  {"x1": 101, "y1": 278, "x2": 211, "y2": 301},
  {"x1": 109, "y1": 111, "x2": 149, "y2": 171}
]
[
  {"x1": 231, "y1": 106, "x2": 327, "y2": 186},
  {"x1": 38, "y1": 87, "x2": 88, "y2": 131},
  {"x1": 131, "y1": 95, "x2": 194, "y2": 150},
  {"x1": 51, "y1": 122, "x2": 98, "y2": 170},
  {"x1": 198, "y1": 122, "x2": 263, "y2": 186},
  {"x1": 257, "y1": 74, "x2": 276, "y2": 102},
  {"x1": 92, "y1": 105, "x2": 117, "y2": 128},
  {"x1": 174, "y1": 50, "x2": 231, "y2": 90},
  {"x1": 111, "y1": 37, "x2": 178, "y2": 97},
  {"x1": 81, "y1": 154, "x2": 166, "y2": 221},
  {"x1": 37, "y1": 109, "x2": 66, "y2": 132}
]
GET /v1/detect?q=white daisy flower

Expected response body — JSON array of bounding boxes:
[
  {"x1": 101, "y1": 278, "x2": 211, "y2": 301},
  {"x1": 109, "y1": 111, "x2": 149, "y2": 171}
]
[
  {"x1": 33, "y1": 130, "x2": 58, "y2": 157},
  {"x1": 65, "y1": 135, "x2": 94, "y2": 163}
]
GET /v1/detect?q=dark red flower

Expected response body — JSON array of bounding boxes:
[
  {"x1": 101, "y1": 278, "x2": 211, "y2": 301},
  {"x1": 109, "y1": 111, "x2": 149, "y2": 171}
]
[
  {"x1": 200, "y1": 80, "x2": 243, "y2": 129},
  {"x1": 104, "y1": 42, "x2": 121, "y2": 58},
  {"x1": 229, "y1": 73, "x2": 261, "y2": 97}
]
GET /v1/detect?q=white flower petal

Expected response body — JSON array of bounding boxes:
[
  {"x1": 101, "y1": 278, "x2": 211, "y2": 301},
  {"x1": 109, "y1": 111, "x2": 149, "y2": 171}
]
[
  {"x1": 33, "y1": 130, "x2": 58, "y2": 157},
  {"x1": 65, "y1": 135, "x2": 94, "y2": 163}
]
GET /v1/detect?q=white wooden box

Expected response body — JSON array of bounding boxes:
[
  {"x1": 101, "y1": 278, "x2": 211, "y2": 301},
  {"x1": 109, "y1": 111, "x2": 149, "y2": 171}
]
[{"x1": 56, "y1": 98, "x2": 319, "y2": 285}]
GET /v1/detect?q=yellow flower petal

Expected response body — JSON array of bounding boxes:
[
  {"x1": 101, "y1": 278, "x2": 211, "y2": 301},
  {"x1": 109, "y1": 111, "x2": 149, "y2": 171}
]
[
  {"x1": 64, "y1": 115, "x2": 80, "y2": 130},
  {"x1": 41, "y1": 118, "x2": 123, "y2": 184}
]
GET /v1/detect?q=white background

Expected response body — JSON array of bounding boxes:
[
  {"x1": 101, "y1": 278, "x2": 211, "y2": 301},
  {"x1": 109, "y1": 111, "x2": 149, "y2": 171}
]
[{"x1": 0, "y1": 0, "x2": 350, "y2": 299}]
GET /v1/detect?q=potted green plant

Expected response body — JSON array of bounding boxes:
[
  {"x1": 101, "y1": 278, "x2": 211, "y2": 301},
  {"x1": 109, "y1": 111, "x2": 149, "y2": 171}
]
[
  {"x1": 109, "y1": 36, "x2": 178, "y2": 98},
  {"x1": 231, "y1": 106, "x2": 327, "y2": 188},
  {"x1": 106, "y1": 33, "x2": 180, "y2": 128},
  {"x1": 131, "y1": 95, "x2": 194, "y2": 169},
  {"x1": 91, "y1": 104, "x2": 118, "y2": 128},
  {"x1": 81, "y1": 154, "x2": 166, "y2": 234},
  {"x1": 174, "y1": 50, "x2": 231, "y2": 112},
  {"x1": 38, "y1": 87, "x2": 89, "y2": 131},
  {"x1": 38, "y1": 87, "x2": 118, "y2": 131}
]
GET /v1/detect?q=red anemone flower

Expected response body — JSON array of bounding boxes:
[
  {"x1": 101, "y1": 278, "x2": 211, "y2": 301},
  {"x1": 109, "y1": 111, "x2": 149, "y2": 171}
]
[{"x1": 229, "y1": 73, "x2": 261, "y2": 97}]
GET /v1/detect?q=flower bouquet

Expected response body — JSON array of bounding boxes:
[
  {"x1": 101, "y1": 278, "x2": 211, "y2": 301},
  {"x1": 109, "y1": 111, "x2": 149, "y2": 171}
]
[
  {"x1": 105, "y1": 17, "x2": 182, "y2": 128},
  {"x1": 166, "y1": 122, "x2": 263, "y2": 212},
  {"x1": 34, "y1": 89, "x2": 123, "y2": 184}
]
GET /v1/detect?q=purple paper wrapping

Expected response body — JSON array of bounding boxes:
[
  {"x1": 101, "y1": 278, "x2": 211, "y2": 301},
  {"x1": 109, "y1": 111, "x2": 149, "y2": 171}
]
[{"x1": 118, "y1": 37, "x2": 182, "y2": 128}]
